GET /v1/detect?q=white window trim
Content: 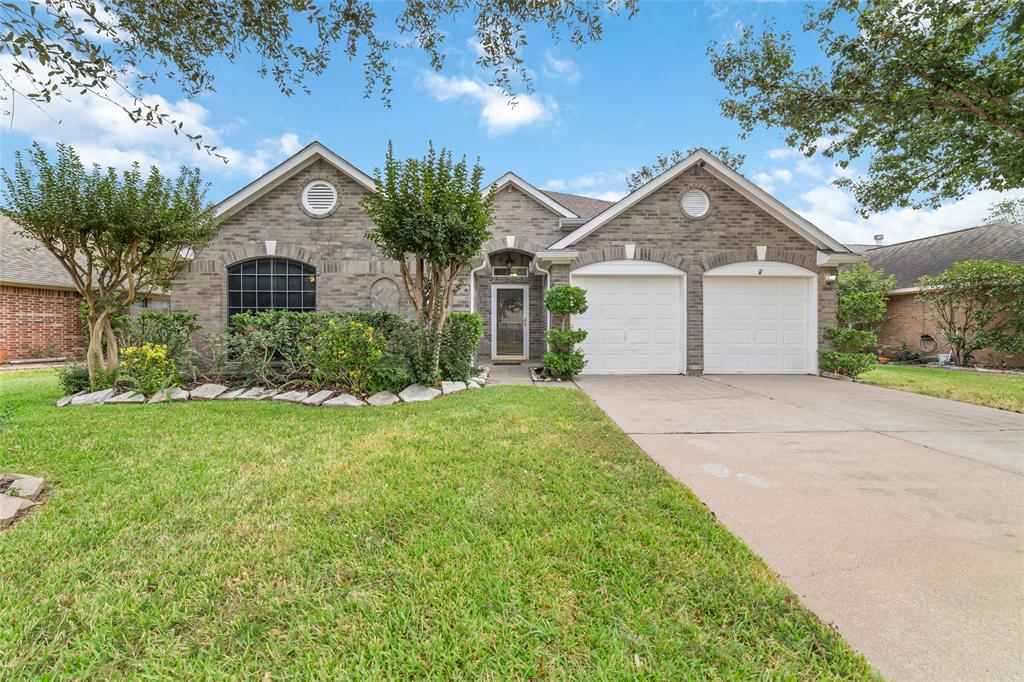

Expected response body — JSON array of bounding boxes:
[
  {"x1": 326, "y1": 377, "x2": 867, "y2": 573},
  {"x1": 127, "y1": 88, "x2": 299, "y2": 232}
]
[
  {"x1": 703, "y1": 260, "x2": 818, "y2": 375},
  {"x1": 491, "y1": 283, "x2": 530, "y2": 360},
  {"x1": 569, "y1": 264, "x2": 688, "y2": 375}
]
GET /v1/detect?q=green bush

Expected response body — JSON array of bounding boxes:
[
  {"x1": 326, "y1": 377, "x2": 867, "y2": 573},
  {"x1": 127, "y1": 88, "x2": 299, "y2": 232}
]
[
  {"x1": 819, "y1": 350, "x2": 875, "y2": 378},
  {"x1": 56, "y1": 363, "x2": 91, "y2": 394},
  {"x1": 826, "y1": 327, "x2": 878, "y2": 353},
  {"x1": 542, "y1": 285, "x2": 589, "y2": 380},
  {"x1": 439, "y1": 312, "x2": 484, "y2": 382},
  {"x1": 121, "y1": 343, "x2": 180, "y2": 395},
  {"x1": 226, "y1": 310, "x2": 312, "y2": 384},
  {"x1": 114, "y1": 311, "x2": 201, "y2": 380},
  {"x1": 302, "y1": 319, "x2": 386, "y2": 395}
]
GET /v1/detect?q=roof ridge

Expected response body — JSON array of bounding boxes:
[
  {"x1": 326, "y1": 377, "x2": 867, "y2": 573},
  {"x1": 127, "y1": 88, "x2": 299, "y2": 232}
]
[{"x1": 872, "y1": 223, "x2": 1022, "y2": 249}]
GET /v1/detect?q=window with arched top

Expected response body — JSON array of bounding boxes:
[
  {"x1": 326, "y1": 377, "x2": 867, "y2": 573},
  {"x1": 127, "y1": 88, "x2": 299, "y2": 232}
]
[{"x1": 227, "y1": 258, "x2": 316, "y2": 320}]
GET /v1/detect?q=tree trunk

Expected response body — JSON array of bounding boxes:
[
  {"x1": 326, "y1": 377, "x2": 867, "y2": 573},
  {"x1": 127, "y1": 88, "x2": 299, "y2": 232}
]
[{"x1": 86, "y1": 309, "x2": 120, "y2": 387}]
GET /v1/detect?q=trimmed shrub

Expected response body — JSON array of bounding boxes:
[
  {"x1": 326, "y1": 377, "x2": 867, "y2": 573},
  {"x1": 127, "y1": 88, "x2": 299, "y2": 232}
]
[
  {"x1": 56, "y1": 363, "x2": 91, "y2": 394},
  {"x1": 819, "y1": 350, "x2": 875, "y2": 378},
  {"x1": 542, "y1": 285, "x2": 589, "y2": 380},
  {"x1": 826, "y1": 327, "x2": 878, "y2": 353},
  {"x1": 303, "y1": 319, "x2": 386, "y2": 395},
  {"x1": 226, "y1": 311, "x2": 312, "y2": 384},
  {"x1": 114, "y1": 311, "x2": 201, "y2": 380},
  {"x1": 121, "y1": 343, "x2": 179, "y2": 395},
  {"x1": 439, "y1": 312, "x2": 484, "y2": 382}
]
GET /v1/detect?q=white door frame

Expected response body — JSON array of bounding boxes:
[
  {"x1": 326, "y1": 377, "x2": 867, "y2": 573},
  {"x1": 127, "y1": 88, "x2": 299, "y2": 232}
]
[
  {"x1": 702, "y1": 261, "x2": 818, "y2": 374},
  {"x1": 570, "y1": 260, "x2": 687, "y2": 375},
  {"x1": 491, "y1": 283, "x2": 529, "y2": 360}
]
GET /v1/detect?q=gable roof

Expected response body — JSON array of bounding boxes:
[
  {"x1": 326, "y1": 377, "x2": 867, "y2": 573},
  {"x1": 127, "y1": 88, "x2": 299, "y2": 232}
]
[
  {"x1": 541, "y1": 190, "x2": 615, "y2": 219},
  {"x1": 216, "y1": 141, "x2": 376, "y2": 219},
  {"x1": 490, "y1": 172, "x2": 578, "y2": 218},
  {"x1": 549, "y1": 149, "x2": 851, "y2": 252},
  {"x1": 0, "y1": 215, "x2": 78, "y2": 290},
  {"x1": 866, "y1": 223, "x2": 1024, "y2": 290}
]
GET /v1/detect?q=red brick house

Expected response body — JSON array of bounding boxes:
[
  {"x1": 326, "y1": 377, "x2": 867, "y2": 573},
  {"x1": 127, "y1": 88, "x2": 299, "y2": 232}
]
[
  {"x1": 864, "y1": 223, "x2": 1024, "y2": 367},
  {"x1": 0, "y1": 216, "x2": 169, "y2": 363}
]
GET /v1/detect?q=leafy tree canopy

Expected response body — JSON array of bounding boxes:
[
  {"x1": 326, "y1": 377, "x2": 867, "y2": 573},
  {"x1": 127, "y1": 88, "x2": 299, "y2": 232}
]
[
  {"x1": 836, "y1": 262, "x2": 896, "y2": 328},
  {"x1": 709, "y1": 0, "x2": 1024, "y2": 215},
  {"x1": 1, "y1": 0, "x2": 637, "y2": 155},
  {"x1": 917, "y1": 259, "x2": 1024, "y2": 365},
  {"x1": 361, "y1": 141, "x2": 494, "y2": 382},
  {"x1": 986, "y1": 197, "x2": 1024, "y2": 224},
  {"x1": 0, "y1": 143, "x2": 219, "y2": 384},
  {"x1": 626, "y1": 147, "x2": 746, "y2": 192}
]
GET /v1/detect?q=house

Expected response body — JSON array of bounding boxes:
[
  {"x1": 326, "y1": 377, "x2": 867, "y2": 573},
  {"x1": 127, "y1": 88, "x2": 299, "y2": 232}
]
[
  {"x1": 865, "y1": 223, "x2": 1024, "y2": 367},
  {"x1": 0, "y1": 216, "x2": 170, "y2": 363},
  {"x1": 172, "y1": 142, "x2": 860, "y2": 374}
]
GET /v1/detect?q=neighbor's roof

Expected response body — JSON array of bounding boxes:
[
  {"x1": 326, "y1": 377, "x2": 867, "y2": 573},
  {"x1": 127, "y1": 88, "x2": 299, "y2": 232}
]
[
  {"x1": 541, "y1": 191, "x2": 615, "y2": 220},
  {"x1": 0, "y1": 215, "x2": 78, "y2": 290},
  {"x1": 866, "y1": 223, "x2": 1024, "y2": 290}
]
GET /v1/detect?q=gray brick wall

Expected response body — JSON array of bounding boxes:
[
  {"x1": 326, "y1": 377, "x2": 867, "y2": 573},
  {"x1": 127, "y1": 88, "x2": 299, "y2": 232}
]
[{"x1": 568, "y1": 166, "x2": 838, "y2": 373}]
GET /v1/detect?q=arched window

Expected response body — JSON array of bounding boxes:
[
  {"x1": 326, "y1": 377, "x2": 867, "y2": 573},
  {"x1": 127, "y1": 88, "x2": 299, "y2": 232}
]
[{"x1": 227, "y1": 258, "x2": 316, "y2": 319}]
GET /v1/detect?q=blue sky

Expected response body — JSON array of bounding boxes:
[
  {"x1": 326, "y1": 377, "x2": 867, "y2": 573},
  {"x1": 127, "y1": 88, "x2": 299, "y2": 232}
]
[{"x1": 1, "y1": 1, "x2": 1019, "y2": 245}]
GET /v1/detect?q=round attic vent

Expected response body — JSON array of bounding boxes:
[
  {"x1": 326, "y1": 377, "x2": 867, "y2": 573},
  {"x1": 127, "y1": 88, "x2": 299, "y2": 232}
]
[
  {"x1": 681, "y1": 188, "x2": 710, "y2": 218},
  {"x1": 302, "y1": 180, "x2": 338, "y2": 216}
]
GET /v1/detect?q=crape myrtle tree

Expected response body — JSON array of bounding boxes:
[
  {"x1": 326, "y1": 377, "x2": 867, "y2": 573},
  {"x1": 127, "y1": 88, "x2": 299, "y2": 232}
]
[
  {"x1": 0, "y1": 0, "x2": 637, "y2": 156},
  {"x1": 820, "y1": 263, "x2": 895, "y2": 378},
  {"x1": 0, "y1": 143, "x2": 219, "y2": 387},
  {"x1": 710, "y1": 0, "x2": 1024, "y2": 215},
  {"x1": 361, "y1": 142, "x2": 494, "y2": 383},
  {"x1": 917, "y1": 260, "x2": 1024, "y2": 366}
]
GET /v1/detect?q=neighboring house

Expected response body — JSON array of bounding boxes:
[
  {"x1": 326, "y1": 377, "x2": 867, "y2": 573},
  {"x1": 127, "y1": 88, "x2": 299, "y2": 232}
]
[
  {"x1": 865, "y1": 223, "x2": 1024, "y2": 367},
  {"x1": 0, "y1": 216, "x2": 169, "y2": 363},
  {"x1": 172, "y1": 142, "x2": 860, "y2": 375}
]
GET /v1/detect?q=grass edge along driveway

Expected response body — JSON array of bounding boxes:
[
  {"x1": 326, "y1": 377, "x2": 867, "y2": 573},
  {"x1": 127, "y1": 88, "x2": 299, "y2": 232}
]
[
  {"x1": 862, "y1": 364, "x2": 1024, "y2": 413},
  {"x1": 0, "y1": 370, "x2": 877, "y2": 680}
]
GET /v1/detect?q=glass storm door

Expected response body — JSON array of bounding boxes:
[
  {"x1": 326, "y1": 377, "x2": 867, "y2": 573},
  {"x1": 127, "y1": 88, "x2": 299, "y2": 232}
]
[{"x1": 493, "y1": 285, "x2": 528, "y2": 358}]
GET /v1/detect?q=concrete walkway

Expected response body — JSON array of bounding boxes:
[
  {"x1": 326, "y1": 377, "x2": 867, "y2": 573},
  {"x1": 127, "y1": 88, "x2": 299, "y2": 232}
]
[{"x1": 577, "y1": 374, "x2": 1024, "y2": 682}]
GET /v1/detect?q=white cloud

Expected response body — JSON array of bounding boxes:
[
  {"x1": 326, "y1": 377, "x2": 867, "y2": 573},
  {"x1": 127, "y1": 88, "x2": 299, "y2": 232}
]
[
  {"x1": 420, "y1": 72, "x2": 555, "y2": 135},
  {"x1": 0, "y1": 56, "x2": 301, "y2": 179},
  {"x1": 541, "y1": 50, "x2": 582, "y2": 85},
  {"x1": 751, "y1": 168, "x2": 795, "y2": 193},
  {"x1": 582, "y1": 189, "x2": 626, "y2": 202},
  {"x1": 543, "y1": 179, "x2": 567, "y2": 191},
  {"x1": 794, "y1": 184, "x2": 1024, "y2": 245}
]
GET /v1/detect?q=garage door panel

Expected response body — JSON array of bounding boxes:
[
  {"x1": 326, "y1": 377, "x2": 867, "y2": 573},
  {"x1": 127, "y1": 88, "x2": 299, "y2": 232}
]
[
  {"x1": 574, "y1": 275, "x2": 683, "y2": 374},
  {"x1": 704, "y1": 276, "x2": 811, "y2": 374}
]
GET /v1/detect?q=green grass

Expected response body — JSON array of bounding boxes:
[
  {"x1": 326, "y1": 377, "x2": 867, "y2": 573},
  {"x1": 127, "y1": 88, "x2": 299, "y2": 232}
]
[
  {"x1": 862, "y1": 364, "x2": 1024, "y2": 413},
  {"x1": 0, "y1": 370, "x2": 875, "y2": 680}
]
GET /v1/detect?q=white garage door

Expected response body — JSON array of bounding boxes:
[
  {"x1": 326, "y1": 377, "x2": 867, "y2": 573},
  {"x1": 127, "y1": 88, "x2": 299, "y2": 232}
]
[
  {"x1": 704, "y1": 276, "x2": 811, "y2": 374},
  {"x1": 572, "y1": 275, "x2": 683, "y2": 374}
]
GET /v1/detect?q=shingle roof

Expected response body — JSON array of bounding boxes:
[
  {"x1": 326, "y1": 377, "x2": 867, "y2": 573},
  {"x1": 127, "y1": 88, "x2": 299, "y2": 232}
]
[
  {"x1": 541, "y1": 190, "x2": 615, "y2": 220},
  {"x1": 0, "y1": 215, "x2": 78, "y2": 289},
  {"x1": 866, "y1": 223, "x2": 1024, "y2": 289}
]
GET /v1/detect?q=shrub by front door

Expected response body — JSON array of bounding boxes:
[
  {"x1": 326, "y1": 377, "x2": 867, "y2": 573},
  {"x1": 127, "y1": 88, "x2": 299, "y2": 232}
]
[{"x1": 492, "y1": 284, "x2": 529, "y2": 359}]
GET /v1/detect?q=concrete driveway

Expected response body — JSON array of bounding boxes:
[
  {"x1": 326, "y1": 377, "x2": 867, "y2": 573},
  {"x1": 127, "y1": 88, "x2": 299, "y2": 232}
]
[{"x1": 576, "y1": 374, "x2": 1024, "y2": 682}]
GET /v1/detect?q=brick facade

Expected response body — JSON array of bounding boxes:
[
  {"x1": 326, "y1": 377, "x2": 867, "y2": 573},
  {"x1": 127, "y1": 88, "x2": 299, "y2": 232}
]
[
  {"x1": 172, "y1": 152, "x2": 840, "y2": 373},
  {"x1": 566, "y1": 166, "x2": 838, "y2": 373},
  {"x1": 878, "y1": 292, "x2": 1024, "y2": 367},
  {"x1": 0, "y1": 285, "x2": 85, "y2": 361}
]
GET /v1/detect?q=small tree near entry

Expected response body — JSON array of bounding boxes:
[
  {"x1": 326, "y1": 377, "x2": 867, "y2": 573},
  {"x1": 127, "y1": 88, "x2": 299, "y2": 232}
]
[
  {"x1": 917, "y1": 260, "x2": 1024, "y2": 366},
  {"x1": 0, "y1": 143, "x2": 219, "y2": 387},
  {"x1": 542, "y1": 285, "x2": 589, "y2": 380},
  {"x1": 362, "y1": 142, "x2": 494, "y2": 383},
  {"x1": 820, "y1": 263, "x2": 895, "y2": 377}
]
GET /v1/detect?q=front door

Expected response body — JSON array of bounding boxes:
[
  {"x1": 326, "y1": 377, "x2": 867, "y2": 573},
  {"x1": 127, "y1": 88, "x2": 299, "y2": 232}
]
[{"x1": 492, "y1": 284, "x2": 529, "y2": 359}]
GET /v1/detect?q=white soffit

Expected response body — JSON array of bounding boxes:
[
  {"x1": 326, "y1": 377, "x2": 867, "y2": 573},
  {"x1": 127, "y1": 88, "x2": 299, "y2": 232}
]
[
  {"x1": 216, "y1": 141, "x2": 376, "y2": 219},
  {"x1": 489, "y1": 172, "x2": 578, "y2": 218},
  {"x1": 550, "y1": 149, "x2": 850, "y2": 253}
]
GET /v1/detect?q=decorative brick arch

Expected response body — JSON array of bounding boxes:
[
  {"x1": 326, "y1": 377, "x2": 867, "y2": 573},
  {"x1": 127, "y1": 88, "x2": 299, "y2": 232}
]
[
  {"x1": 700, "y1": 247, "x2": 818, "y2": 273},
  {"x1": 570, "y1": 246, "x2": 693, "y2": 273},
  {"x1": 482, "y1": 236, "x2": 547, "y2": 256},
  {"x1": 219, "y1": 242, "x2": 318, "y2": 268}
]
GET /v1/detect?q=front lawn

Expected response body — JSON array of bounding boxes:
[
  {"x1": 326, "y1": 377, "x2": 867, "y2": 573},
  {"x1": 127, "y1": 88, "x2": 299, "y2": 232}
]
[
  {"x1": 861, "y1": 364, "x2": 1024, "y2": 413},
  {"x1": 0, "y1": 370, "x2": 874, "y2": 679}
]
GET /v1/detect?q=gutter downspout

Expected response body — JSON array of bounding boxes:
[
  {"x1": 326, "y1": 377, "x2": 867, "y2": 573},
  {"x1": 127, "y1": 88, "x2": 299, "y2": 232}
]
[
  {"x1": 533, "y1": 258, "x2": 552, "y2": 351},
  {"x1": 469, "y1": 254, "x2": 490, "y2": 313}
]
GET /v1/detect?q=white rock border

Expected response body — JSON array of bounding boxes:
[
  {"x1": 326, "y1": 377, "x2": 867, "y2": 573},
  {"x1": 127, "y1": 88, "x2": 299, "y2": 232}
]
[{"x1": 54, "y1": 369, "x2": 491, "y2": 409}]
